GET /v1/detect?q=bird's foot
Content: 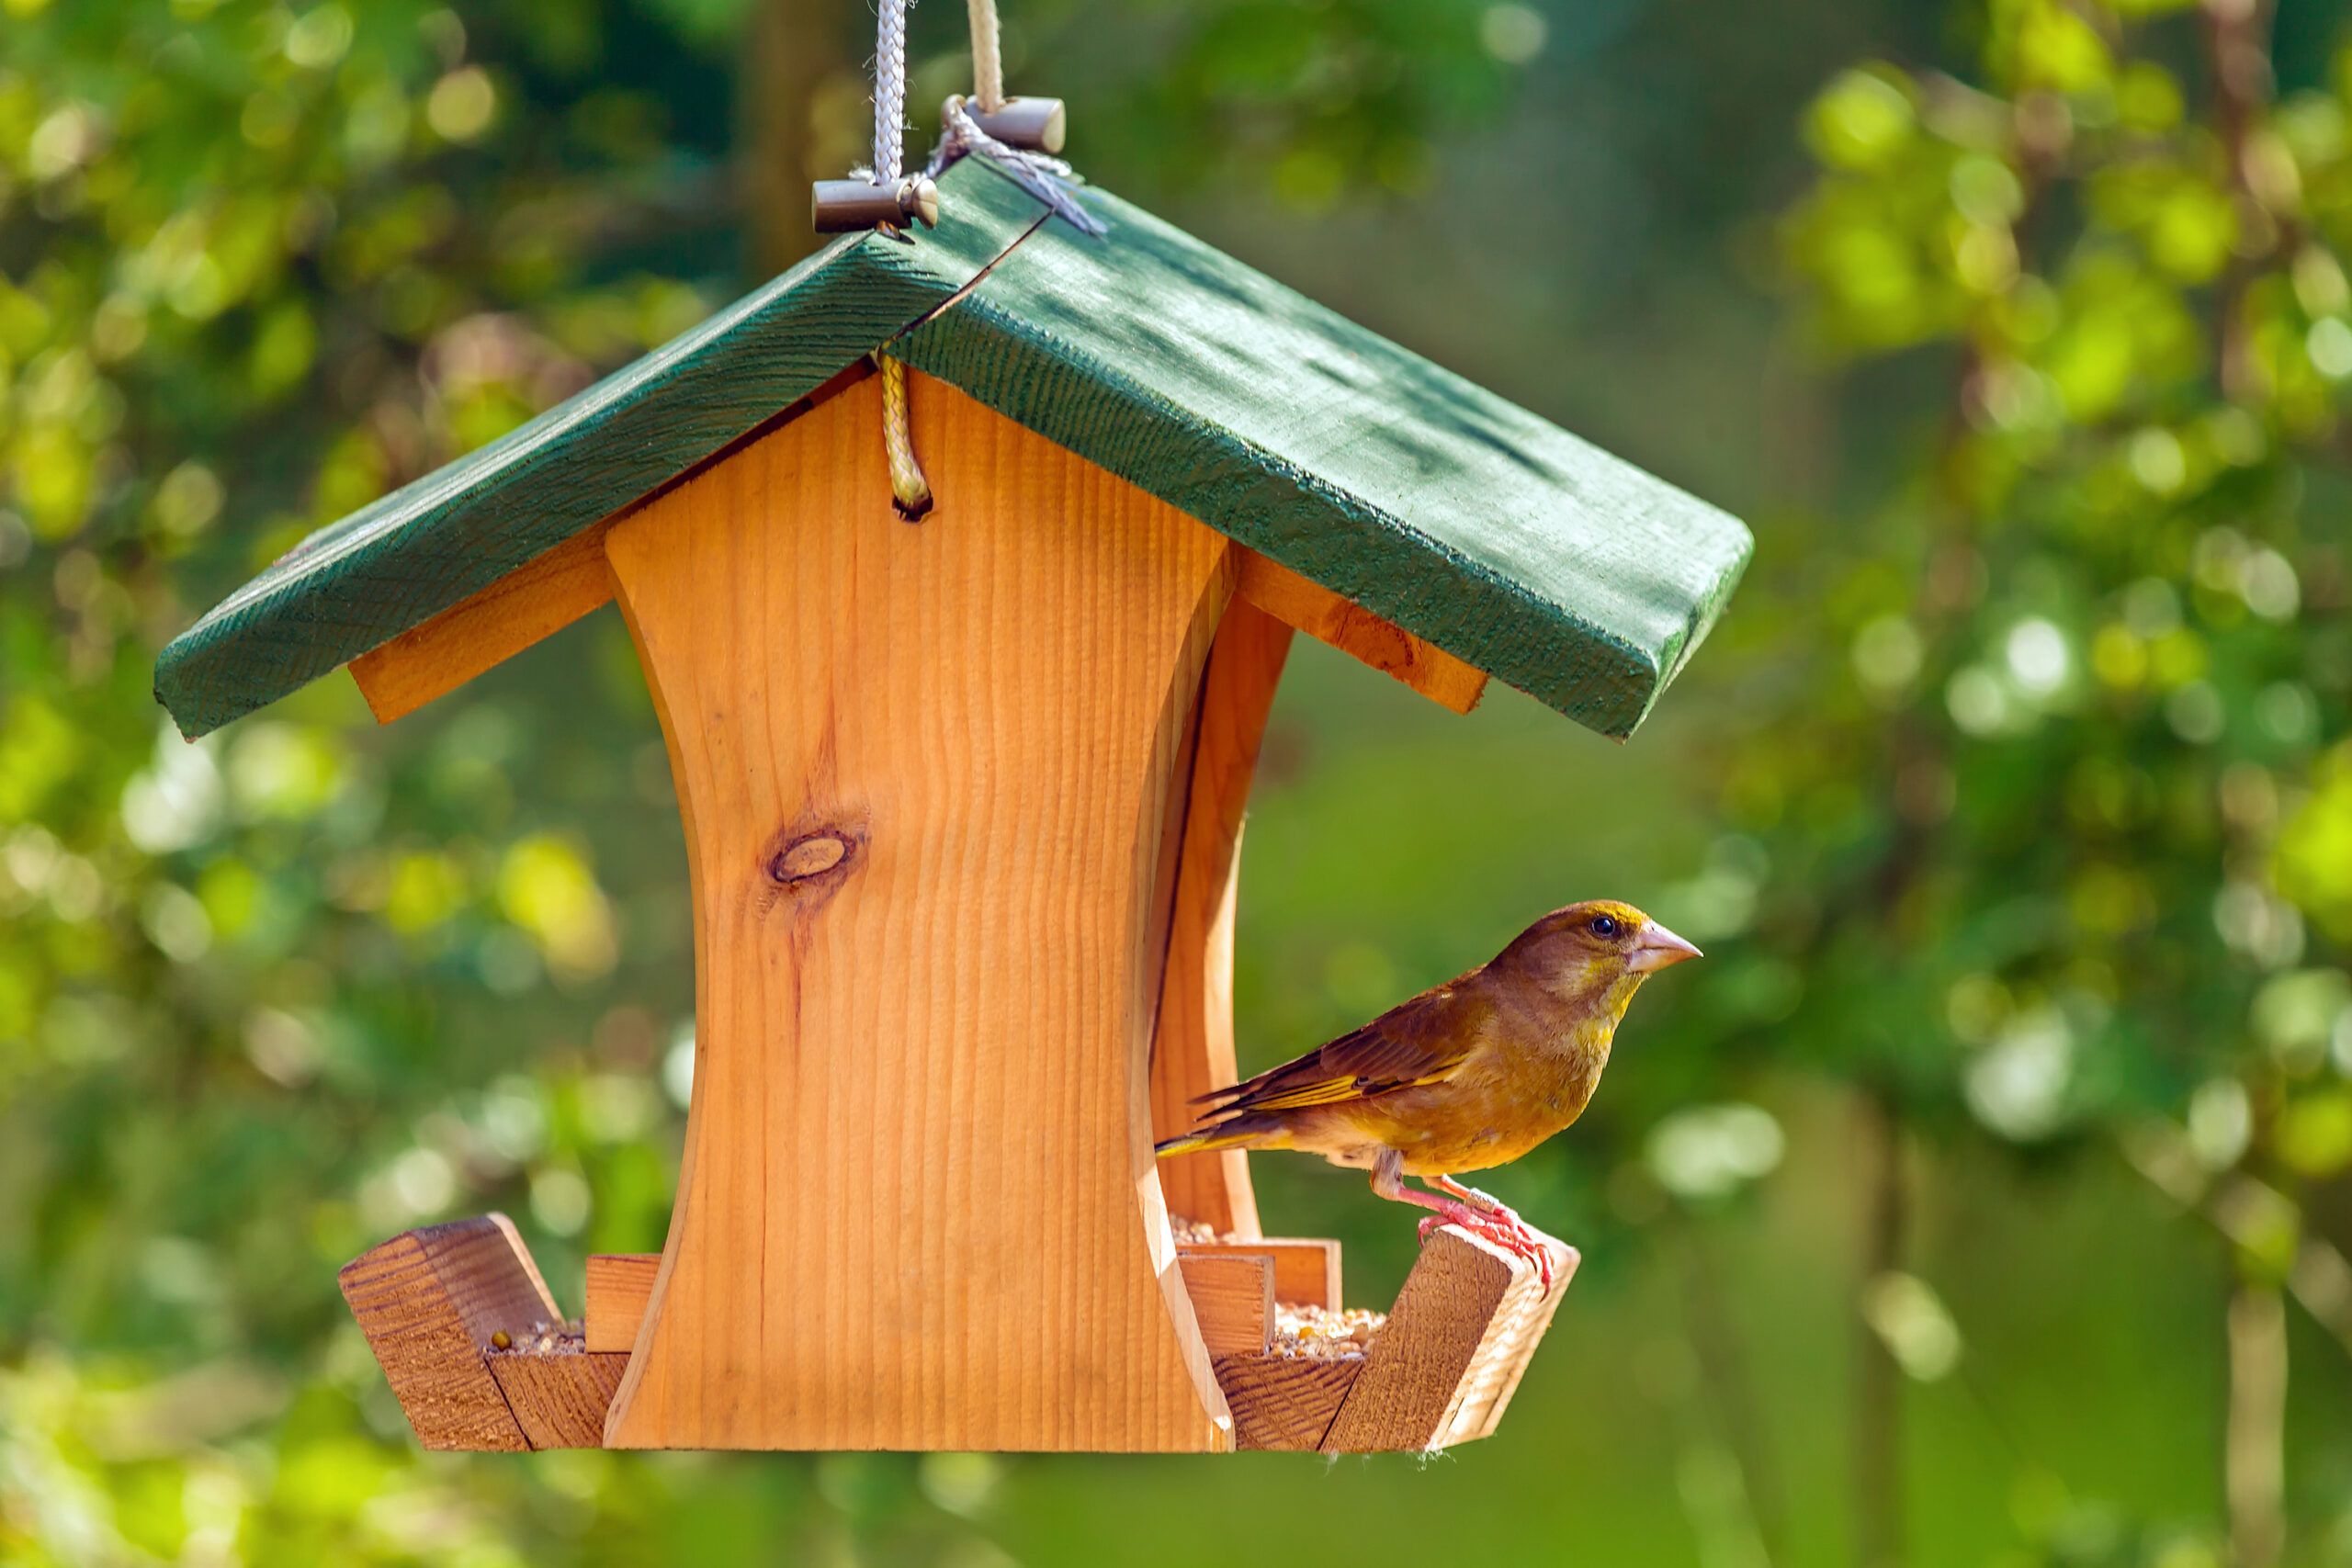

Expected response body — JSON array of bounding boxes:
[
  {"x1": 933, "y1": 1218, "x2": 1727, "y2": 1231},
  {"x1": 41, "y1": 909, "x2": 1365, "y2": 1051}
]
[
  {"x1": 1437, "y1": 1179, "x2": 1527, "y2": 1234},
  {"x1": 1429, "y1": 1179, "x2": 1557, "y2": 1293},
  {"x1": 1417, "y1": 1200, "x2": 1557, "y2": 1294}
]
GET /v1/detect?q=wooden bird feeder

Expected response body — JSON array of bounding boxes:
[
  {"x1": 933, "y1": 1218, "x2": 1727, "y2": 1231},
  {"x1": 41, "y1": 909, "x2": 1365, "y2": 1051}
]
[{"x1": 155, "y1": 162, "x2": 1749, "y2": 1455}]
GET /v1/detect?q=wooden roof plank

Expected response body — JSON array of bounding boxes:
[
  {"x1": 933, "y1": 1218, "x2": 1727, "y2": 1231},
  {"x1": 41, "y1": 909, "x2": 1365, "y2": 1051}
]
[
  {"x1": 153, "y1": 172, "x2": 1050, "y2": 739},
  {"x1": 895, "y1": 170, "x2": 1751, "y2": 739}
]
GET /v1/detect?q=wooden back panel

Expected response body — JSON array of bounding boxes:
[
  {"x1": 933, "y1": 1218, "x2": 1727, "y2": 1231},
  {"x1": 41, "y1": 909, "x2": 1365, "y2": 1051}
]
[{"x1": 601, "y1": 371, "x2": 1233, "y2": 1450}]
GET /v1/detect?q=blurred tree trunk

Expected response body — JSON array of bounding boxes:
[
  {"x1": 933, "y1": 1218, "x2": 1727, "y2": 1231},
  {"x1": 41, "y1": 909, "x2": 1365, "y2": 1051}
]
[
  {"x1": 1853, "y1": 1087, "x2": 1904, "y2": 1568},
  {"x1": 2227, "y1": 1281, "x2": 2287, "y2": 1568},
  {"x1": 1679, "y1": 1216, "x2": 1785, "y2": 1563},
  {"x1": 742, "y1": 0, "x2": 856, "y2": 276},
  {"x1": 2201, "y1": 9, "x2": 2289, "y2": 1560}
]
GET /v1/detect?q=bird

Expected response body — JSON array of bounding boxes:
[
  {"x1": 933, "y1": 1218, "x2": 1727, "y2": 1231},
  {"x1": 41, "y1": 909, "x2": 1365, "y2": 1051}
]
[{"x1": 1155, "y1": 899, "x2": 1700, "y2": 1291}]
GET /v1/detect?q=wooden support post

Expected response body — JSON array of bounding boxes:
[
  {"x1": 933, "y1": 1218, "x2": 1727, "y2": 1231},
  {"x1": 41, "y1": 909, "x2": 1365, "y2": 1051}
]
[
  {"x1": 349, "y1": 525, "x2": 616, "y2": 724},
  {"x1": 1177, "y1": 1253, "x2": 1274, "y2": 1356},
  {"x1": 584, "y1": 1253, "x2": 659, "y2": 1353},
  {"x1": 1180, "y1": 1238, "x2": 1341, "y2": 1310},
  {"x1": 1148, "y1": 599, "x2": 1291, "y2": 1237},
  {"x1": 600, "y1": 372, "x2": 1234, "y2": 1451},
  {"x1": 1234, "y1": 551, "x2": 1487, "y2": 715}
]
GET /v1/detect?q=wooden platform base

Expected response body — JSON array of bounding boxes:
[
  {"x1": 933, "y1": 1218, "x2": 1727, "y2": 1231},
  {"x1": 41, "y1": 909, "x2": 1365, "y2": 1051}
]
[
  {"x1": 336, "y1": 1213, "x2": 623, "y2": 1451},
  {"x1": 342, "y1": 1214, "x2": 1575, "y2": 1454}
]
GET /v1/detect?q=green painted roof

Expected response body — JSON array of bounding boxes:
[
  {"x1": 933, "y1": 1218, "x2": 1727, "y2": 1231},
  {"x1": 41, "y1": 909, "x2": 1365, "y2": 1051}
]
[{"x1": 156, "y1": 159, "x2": 1749, "y2": 741}]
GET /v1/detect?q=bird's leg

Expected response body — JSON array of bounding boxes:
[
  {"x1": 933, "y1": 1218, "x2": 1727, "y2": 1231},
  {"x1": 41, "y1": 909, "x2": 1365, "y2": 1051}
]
[
  {"x1": 1427, "y1": 1173, "x2": 1557, "y2": 1293},
  {"x1": 1429, "y1": 1174, "x2": 1527, "y2": 1234},
  {"x1": 1371, "y1": 1152, "x2": 1556, "y2": 1293}
]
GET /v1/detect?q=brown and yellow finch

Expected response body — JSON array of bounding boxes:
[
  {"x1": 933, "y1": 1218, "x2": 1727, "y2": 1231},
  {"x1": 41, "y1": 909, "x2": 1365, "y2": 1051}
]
[{"x1": 1157, "y1": 900, "x2": 1700, "y2": 1289}]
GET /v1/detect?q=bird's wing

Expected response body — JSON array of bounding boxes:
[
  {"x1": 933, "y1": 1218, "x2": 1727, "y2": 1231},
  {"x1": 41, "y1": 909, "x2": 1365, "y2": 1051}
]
[{"x1": 1193, "y1": 982, "x2": 1487, "y2": 1119}]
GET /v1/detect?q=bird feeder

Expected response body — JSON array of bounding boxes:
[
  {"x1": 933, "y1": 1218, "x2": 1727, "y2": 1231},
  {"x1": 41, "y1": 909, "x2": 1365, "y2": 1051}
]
[{"x1": 154, "y1": 161, "x2": 1750, "y2": 1455}]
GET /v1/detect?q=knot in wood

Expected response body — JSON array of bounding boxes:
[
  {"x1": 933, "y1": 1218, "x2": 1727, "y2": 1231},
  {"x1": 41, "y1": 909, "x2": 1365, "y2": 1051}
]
[{"x1": 769, "y1": 832, "x2": 851, "y2": 884}]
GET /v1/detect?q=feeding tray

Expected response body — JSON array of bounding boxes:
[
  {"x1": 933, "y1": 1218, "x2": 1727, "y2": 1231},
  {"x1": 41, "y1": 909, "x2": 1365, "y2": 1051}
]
[
  {"x1": 342, "y1": 1215, "x2": 1573, "y2": 1452},
  {"x1": 159, "y1": 159, "x2": 1747, "y2": 1454}
]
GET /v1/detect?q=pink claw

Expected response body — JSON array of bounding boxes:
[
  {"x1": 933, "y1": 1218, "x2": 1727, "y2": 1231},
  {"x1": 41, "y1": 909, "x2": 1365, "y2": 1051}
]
[{"x1": 1417, "y1": 1199, "x2": 1558, "y2": 1295}]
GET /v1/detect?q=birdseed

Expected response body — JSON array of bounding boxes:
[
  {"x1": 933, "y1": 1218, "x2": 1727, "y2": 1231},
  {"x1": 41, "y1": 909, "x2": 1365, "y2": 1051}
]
[
  {"x1": 1272, "y1": 1303, "x2": 1385, "y2": 1360},
  {"x1": 485, "y1": 1319, "x2": 586, "y2": 1356},
  {"x1": 1170, "y1": 1216, "x2": 1385, "y2": 1357}
]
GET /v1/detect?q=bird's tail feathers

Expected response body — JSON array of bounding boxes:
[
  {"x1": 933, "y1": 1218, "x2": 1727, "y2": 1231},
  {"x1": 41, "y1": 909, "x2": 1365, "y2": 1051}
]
[{"x1": 1154, "y1": 1115, "x2": 1291, "y2": 1158}]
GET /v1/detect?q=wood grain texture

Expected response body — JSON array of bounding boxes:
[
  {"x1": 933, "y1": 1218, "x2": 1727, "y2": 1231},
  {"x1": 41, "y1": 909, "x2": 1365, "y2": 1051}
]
[
  {"x1": 336, "y1": 1214, "x2": 560, "y2": 1452},
  {"x1": 488, "y1": 1348, "x2": 630, "y2": 1450},
  {"x1": 1234, "y1": 550, "x2": 1484, "y2": 715},
  {"x1": 350, "y1": 523, "x2": 616, "y2": 723},
  {"x1": 1320, "y1": 1224, "x2": 1576, "y2": 1453},
  {"x1": 1179, "y1": 1238, "x2": 1340, "y2": 1311},
  {"x1": 895, "y1": 164, "x2": 1753, "y2": 739},
  {"x1": 1148, "y1": 599, "x2": 1291, "y2": 1236},
  {"x1": 153, "y1": 164, "x2": 1050, "y2": 739},
  {"x1": 601, "y1": 372, "x2": 1234, "y2": 1451},
  {"x1": 584, "y1": 1253, "x2": 659, "y2": 1354},
  {"x1": 585, "y1": 1247, "x2": 1286, "y2": 1390},
  {"x1": 1178, "y1": 1253, "x2": 1273, "y2": 1356},
  {"x1": 1214, "y1": 1355, "x2": 1362, "y2": 1450}
]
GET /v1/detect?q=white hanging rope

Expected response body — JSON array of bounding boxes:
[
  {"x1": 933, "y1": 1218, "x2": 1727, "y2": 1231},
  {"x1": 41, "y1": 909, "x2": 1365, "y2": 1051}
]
[
  {"x1": 863, "y1": 0, "x2": 1100, "y2": 232},
  {"x1": 870, "y1": 0, "x2": 912, "y2": 184}
]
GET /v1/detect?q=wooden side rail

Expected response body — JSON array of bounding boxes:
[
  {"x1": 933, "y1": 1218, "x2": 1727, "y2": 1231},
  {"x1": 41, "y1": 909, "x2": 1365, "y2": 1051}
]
[
  {"x1": 337, "y1": 1214, "x2": 623, "y2": 1451},
  {"x1": 1173, "y1": 1238, "x2": 1340, "y2": 1310},
  {"x1": 1215, "y1": 1224, "x2": 1576, "y2": 1452}
]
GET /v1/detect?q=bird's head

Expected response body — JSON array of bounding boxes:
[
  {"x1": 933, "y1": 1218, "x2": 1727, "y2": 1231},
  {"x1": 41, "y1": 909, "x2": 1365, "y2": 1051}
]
[{"x1": 1498, "y1": 899, "x2": 1702, "y2": 1011}]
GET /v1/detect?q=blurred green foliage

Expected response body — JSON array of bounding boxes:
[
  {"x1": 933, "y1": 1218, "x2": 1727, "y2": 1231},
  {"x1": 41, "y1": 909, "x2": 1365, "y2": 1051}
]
[{"x1": 6, "y1": 0, "x2": 2352, "y2": 1564}]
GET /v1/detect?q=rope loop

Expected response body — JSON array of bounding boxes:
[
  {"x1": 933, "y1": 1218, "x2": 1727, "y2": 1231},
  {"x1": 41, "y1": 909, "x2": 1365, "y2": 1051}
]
[
  {"x1": 860, "y1": 0, "x2": 1102, "y2": 518},
  {"x1": 877, "y1": 354, "x2": 933, "y2": 521},
  {"x1": 967, "y1": 0, "x2": 1005, "y2": 113}
]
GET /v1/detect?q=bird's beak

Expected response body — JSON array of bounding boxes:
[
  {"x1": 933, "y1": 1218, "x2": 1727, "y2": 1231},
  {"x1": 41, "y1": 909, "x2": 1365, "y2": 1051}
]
[{"x1": 1630, "y1": 922, "x2": 1702, "y2": 973}]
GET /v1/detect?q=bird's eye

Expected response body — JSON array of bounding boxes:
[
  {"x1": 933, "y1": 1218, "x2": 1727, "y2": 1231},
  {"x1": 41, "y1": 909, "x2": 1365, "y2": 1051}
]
[{"x1": 1589, "y1": 914, "x2": 1620, "y2": 939}]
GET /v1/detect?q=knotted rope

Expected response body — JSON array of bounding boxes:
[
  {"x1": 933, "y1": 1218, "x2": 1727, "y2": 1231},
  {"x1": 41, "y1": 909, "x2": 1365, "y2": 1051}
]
[
  {"x1": 876, "y1": 355, "x2": 932, "y2": 520},
  {"x1": 866, "y1": 0, "x2": 1102, "y2": 519},
  {"x1": 925, "y1": 96, "x2": 1105, "y2": 237}
]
